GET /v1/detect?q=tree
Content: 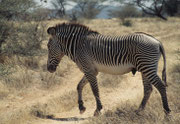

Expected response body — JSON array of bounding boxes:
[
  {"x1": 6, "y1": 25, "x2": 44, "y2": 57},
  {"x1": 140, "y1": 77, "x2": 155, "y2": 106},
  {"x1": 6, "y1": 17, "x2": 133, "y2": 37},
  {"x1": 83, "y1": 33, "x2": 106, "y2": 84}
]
[
  {"x1": 114, "y1": 0, "x2": 180, "y2": 20},
  {"x1": 70, "y1": 0, "x2": 106, "y2": 19},
  {"x1": 109, "y1": 4, "x2": 142, "y2": 26},
  {"x1": 40, "y1": 0, "x2": 47, "y2": 3},
  {"x1": 114, "y1": 0, "x2": 167, "y2": 20},
  {"x1": 109, "y1": 4, "x2": 141, "y2": 19},
  {"x1": 0, "y1": 0, "x2": 36, "y2": 20},
  {"x1": 164, "y1": 0, "x2": 179, "y2": 16},
  {"x1": 51, "y1": 0, "x2": 67, "y2": 18},
  {"x1": 130, "y1": 0, "x2": 167, "y2": 20}
]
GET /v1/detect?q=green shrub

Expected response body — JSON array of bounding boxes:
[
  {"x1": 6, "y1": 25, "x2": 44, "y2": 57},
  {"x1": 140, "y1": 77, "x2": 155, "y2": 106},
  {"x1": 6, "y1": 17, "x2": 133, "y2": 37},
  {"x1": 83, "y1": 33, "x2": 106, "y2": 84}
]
[{"x1": 122, "y1": 19, "x2": 132, "y2": 27}]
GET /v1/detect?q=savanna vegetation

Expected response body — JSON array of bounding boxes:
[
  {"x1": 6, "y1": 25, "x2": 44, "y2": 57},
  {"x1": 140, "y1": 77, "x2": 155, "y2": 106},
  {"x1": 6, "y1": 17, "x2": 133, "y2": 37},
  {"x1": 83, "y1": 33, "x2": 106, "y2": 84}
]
[
  {"x1": 0, "y1": 0, "x2": 180, "y2": 124},
  {"x1": 0, "y1": 17, "x2": 179, "y2": 124}
]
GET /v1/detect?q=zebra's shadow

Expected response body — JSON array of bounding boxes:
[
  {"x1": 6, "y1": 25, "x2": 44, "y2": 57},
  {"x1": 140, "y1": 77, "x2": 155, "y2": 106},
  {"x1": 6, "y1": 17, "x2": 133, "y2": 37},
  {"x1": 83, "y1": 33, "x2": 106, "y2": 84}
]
[
  {"x1": 34, "y1": 111, "x2": 89, "y2": 122},
  {"x1": 47, "y1": 116, "x2": 88, "y2": 121}
]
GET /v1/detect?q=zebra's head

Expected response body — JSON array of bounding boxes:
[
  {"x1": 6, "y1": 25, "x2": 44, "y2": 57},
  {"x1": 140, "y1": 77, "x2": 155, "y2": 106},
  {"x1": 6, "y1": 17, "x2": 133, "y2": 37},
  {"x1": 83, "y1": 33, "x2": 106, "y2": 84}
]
[
  {"x1": 47, "y1": 27, "x2": 64, "y2": 73},
  {"x1": 46, "y1": 23, "x2": 98, "y2": 73}
]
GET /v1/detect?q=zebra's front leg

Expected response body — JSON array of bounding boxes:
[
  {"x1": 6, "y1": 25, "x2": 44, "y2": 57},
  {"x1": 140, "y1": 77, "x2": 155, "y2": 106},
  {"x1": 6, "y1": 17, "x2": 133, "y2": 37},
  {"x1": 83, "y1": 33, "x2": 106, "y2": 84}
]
[
  {"x1": 77, "y1": 76, "x2": 88, "y2": 114},
  {"x1": 85, "y1": 73, "x2": 102, "y2": 116}
]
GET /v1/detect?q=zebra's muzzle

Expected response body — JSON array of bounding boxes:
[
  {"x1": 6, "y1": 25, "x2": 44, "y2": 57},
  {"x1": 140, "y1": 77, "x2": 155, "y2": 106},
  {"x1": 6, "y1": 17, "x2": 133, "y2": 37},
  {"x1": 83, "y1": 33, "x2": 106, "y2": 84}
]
[{"x1": 47, "y1": 64, "x2": 57, "y2": 73}]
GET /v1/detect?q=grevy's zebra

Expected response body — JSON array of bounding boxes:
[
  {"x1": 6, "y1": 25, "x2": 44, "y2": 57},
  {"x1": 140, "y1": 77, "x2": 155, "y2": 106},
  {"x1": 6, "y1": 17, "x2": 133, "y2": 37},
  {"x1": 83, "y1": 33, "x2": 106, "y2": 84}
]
[{"x1": 47, "y1": 23, "x2": 170, "y2": 116}]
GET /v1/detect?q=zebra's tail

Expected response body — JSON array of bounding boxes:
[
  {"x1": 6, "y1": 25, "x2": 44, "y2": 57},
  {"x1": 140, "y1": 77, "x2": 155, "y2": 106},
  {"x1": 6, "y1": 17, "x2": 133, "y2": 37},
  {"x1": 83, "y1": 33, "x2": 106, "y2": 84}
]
[{"x1": 159, "y1": 43, "x2": 168, "y2": 87}]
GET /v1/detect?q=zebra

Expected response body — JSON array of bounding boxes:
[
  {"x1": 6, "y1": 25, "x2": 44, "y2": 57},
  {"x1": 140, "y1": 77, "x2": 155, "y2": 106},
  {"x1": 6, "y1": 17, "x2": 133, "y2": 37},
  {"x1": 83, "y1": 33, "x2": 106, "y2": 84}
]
[{"x1": 46, "y1": 23, "x2": 171, "y2": 116}]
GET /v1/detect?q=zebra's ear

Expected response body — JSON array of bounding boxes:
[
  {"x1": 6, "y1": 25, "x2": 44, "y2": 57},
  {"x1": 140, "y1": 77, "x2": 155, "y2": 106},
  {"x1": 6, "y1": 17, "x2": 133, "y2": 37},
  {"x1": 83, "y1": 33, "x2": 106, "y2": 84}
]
[{"x1": 47, "y1": 27, "x2": 56, "y2": 35}]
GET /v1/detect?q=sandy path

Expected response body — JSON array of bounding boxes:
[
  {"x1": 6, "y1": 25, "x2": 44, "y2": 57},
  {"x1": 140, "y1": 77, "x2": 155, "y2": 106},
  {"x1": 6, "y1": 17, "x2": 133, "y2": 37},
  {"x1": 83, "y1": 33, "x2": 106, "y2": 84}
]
[{"x1": 30, "y1": 72, "x2": 143, "y2": 124}]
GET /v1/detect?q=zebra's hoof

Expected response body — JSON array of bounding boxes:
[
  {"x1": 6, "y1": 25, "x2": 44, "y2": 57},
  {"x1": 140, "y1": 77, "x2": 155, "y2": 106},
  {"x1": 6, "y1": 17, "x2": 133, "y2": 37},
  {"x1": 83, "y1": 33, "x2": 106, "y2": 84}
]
[
  {"x1": 135, "y1": 110, "x2": 140, "y2": 115},
  {"x1": 135, "y1": 108, "x2": 143, "y2": 115},
  {"x1": 164, "y1": 109, "x2": 171, "y2": 115},
  {"x1": 164, "y1": 112, "x2": 172, "y2": 121},
  {"x1": 94, "y1": 110, "x2": 101, "y2": 117},
  {"x1": 80, "y1": 107, "x2": 86, "y2": 114}
]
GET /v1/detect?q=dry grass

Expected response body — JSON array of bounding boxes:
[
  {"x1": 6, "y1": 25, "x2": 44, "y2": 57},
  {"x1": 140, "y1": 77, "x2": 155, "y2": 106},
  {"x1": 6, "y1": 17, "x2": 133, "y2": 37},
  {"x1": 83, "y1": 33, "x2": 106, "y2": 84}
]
[
  {"x1": 98, "y1": 73, "x2": 126, "y2": 88},
  {"x1": 0, "y1": 17, "x2": 180, "y2": 124},
  {"x1": 171, "y1": 50, "x2": 180, "y2": 84}
]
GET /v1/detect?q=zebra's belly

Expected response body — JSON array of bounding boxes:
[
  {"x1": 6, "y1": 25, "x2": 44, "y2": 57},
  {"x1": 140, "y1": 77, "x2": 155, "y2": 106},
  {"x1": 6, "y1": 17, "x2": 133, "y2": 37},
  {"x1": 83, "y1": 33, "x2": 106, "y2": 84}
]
[{"x1": 94, "y1": 62, "x2": 135, "y2": 75}]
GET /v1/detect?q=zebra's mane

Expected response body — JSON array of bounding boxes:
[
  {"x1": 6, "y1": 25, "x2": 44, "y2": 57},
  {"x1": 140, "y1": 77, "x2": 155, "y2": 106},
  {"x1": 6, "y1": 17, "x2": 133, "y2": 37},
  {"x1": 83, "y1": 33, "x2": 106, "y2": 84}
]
[
  {"x1": 135, "y1": 32, "x2": 155, "y2": 38},
  {"x1": 54, "y1": 22, "x2": 99, "y2": 35}
]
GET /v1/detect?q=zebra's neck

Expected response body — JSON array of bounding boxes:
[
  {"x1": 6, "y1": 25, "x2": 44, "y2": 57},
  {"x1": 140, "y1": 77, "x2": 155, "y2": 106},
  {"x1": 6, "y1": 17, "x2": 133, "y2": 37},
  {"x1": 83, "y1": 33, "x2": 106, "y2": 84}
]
[
  {"x1": 60, "y1": 33, "x2": 82, "y2": 61},
  {"x1": 59, "y1": 32, "x2": 98, "y2": 61}
]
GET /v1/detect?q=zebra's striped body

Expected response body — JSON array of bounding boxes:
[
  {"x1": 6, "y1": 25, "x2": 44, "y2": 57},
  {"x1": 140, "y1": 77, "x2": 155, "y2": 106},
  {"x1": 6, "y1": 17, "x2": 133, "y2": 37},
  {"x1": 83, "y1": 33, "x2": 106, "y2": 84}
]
[
  {"x1": 88, "y1": 33, "x2": 161, "y2": 75},
  {"x1": 47, "y1": 23, "x2": 170, "y2": 116}
]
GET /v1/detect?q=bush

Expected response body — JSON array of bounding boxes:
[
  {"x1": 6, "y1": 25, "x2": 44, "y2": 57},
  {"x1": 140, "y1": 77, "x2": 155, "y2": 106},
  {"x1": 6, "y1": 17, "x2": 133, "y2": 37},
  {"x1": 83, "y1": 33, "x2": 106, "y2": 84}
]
[
  {"x1": 0, "y1": 63, "x2": 13, "y2": 77},
  {"x1": 1, "y1": 22, "x2": 46, "y2": 57},
  {"x1": 70, "y1": 0, "x2": 105, "y2": 19},
  {"x1": 122, "y1": 19, "x2": 132, "y2": 27},
  {"x1": 0, "y1": 0, "x2": 46, "y2": 57},
  {"x1": 17, "y1": 56, "x2": 39, "y2": 70},
  {"x1": 109, "y1": 4, "x2": 141, "y2": 26},
  {"x1": 172, "y1": 49, "x2": 180, "y2": 83},
  {"x1": 0, "y1": 0, "x2": 36, "y2": 21},
  {"x1": 0, "y1": 20, "x2": 12, "y2": 53},
  {"x1": 0, "y1": 0, "x2": 47, "y2": 80},
  {"x1": 109, "y1": 4, "x2": 141, "y2": 19}
]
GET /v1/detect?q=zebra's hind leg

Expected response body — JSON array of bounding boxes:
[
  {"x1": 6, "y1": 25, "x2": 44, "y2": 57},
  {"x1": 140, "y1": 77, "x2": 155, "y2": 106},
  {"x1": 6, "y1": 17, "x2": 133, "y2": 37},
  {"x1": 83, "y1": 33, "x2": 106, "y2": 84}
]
[
  {"x1": 151, "y1": 74, "x2": 171, "y2": 114},
  {"x1": 136, "y1": 73, "x2": 153, "y2": 113},
  {"x1": 77, "y1": 76, "x2": 88, "y2": 114},
  {"x1": 85, "y1": 73, "x2": 102, "y2": 116}
]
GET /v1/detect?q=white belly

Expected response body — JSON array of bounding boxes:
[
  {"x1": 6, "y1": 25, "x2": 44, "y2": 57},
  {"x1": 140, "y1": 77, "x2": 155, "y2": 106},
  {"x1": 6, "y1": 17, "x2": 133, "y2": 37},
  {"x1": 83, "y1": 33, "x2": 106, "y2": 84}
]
[{"x1": 94, "y1": 62, "x2": 135, "y2": 75}]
